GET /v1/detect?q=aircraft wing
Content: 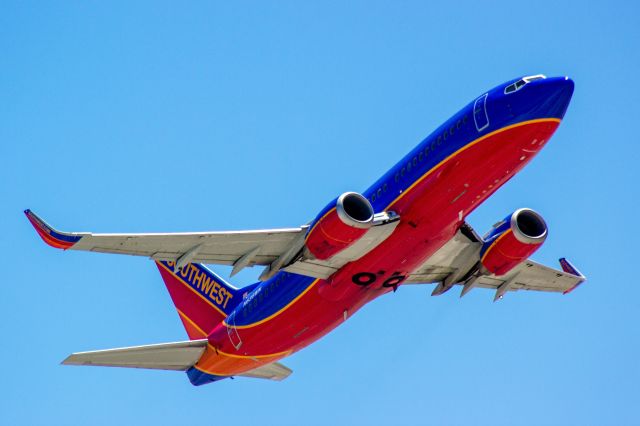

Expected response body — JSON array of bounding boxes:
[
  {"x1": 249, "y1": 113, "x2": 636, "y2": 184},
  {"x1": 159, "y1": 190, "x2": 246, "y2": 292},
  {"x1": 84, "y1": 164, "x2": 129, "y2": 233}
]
[
  {"x1": 25, "y1": 209, "x2": 307, "y2": 275},
  {"x1": 63, "y1": 339, "x2": 292, "y2": 381},
  {"x1": 404, "y1": 223, "x2": 585, "y2": 300}
]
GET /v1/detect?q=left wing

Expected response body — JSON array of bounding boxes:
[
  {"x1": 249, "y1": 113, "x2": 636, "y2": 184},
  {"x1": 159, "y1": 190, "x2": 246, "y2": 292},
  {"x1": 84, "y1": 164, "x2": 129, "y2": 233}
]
[
  {"x1": 62, "y1": 339, "x2": 209, "y2": 370},
  {"x1": 404, "y1": 224, "x2": 585, "y2": 300},
  {"x1": 25, "y1": 209, "x2": 307, "y2": 277},
  {"x1": 25, "y1": 209, "x2": 401, "y2": 280},
  {"x1": 63, "y1": 339, "x2": 292, "y2": 381}
]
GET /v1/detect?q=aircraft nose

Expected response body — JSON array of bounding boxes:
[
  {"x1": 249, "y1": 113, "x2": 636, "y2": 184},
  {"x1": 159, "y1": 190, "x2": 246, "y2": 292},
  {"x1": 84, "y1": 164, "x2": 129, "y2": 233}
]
[
  {"x1": 530, "y1": 76, "x2": 575, "y2": 120},
  {"x1": 544, "y1": 76, "x2": 574, "y2": 118}
]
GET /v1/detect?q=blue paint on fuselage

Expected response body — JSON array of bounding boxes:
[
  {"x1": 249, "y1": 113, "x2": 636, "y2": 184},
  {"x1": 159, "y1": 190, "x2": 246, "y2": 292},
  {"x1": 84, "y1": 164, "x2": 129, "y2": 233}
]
[
  {"x1": 223, "y1": 76, "x2": 574, "y2": 329},
  {"x1": 232, "y1": 272, "x2": 316, "y2": 327},
  {"x1": 363, "y1": 76, "x2": 574, "y2": 213}
]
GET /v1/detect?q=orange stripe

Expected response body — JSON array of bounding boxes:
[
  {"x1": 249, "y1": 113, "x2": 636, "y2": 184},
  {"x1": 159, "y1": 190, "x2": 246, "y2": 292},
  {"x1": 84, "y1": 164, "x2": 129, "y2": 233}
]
[{"x1": 385, "y1": 118, "x2": 561, "y2": 211}]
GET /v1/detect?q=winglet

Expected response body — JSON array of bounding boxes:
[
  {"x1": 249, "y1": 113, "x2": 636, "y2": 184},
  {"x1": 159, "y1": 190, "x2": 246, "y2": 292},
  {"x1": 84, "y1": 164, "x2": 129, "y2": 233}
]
[
  {"x1": 24, "y1": 209, "x2": 83, "y2": 250},
  {"x1": 559, "y1": 257, "x2": 586, "y2": 294}
]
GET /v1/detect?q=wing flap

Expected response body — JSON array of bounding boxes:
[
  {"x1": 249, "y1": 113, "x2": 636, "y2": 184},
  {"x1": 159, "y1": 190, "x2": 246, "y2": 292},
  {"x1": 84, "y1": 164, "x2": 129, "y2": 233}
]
[{"x1": 62, "y1": 339, "x2": 208, "y2": 371}]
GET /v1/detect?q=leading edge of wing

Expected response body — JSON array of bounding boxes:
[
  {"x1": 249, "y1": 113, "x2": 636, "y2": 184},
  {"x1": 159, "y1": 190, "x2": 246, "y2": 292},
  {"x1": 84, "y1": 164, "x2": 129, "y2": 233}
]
[{"x1": 24, "y1": 209, "x2": 304, "y2": 250}]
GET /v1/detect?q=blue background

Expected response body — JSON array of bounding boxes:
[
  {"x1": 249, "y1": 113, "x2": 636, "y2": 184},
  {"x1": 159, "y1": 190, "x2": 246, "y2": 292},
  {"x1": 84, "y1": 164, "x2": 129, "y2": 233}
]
[{"x1": 2, "y1": 1, "x2": 638, "y2": 425}]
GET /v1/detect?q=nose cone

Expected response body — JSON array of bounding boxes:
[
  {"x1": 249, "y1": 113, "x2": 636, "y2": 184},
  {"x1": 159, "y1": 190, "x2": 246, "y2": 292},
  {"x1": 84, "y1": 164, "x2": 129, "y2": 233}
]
[
  {"x1": 502, "y1": 76, "x2": 575, "y2": 122},
  {"x1": 536, "y1": 76, "x2": 575, "y2": 119}
]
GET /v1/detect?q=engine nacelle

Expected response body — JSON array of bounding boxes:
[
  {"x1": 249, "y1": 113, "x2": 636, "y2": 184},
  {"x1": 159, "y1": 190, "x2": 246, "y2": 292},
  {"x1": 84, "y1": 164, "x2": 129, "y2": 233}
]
[
  {"x1": 480, "y1": 208, "x2": 547, "y2": 276},
  {"x1": 304, "y1": 192, "x2": 374, "y2": 260}
]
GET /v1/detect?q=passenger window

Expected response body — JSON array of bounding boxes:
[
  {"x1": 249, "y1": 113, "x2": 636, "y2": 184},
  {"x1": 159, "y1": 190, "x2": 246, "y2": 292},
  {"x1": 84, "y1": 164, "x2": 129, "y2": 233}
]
[
  {"x1": 419, "y1": 151, "x2": 423, "y2": 162},
  {"x1": 383, "y1": 183, "x2": 388, "y2": 192},
  {"x1": 395, "y1": 172, "x2": 400, "y2": 183},
  {"x1": 401, "y1": 167, "x2": 405, "y2": 177},
  {"x1": 377, "y1": 188, "x2": 382, "y2": 198},
  {"x1": 413, "y1": 157, "x2": 417, "y2": 167},
  {"x1": 456, "y1": 120, "x2": 462, "y2": 130},
  {"x1": 407, "y1": 161, "x2": 412, "y2": 172}
]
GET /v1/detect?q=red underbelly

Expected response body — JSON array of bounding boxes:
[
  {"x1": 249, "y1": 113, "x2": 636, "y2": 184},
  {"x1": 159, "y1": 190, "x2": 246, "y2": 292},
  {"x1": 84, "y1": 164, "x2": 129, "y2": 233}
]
[{"x1": 196, "y1": 119, "x2": 560, "y2": 376}]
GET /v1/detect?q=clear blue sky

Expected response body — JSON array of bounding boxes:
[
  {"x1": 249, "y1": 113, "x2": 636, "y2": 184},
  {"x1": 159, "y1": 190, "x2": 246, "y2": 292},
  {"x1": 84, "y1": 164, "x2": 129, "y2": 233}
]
[{"x1": 2, "y1": 1, "x2": 638, "y2": 425}]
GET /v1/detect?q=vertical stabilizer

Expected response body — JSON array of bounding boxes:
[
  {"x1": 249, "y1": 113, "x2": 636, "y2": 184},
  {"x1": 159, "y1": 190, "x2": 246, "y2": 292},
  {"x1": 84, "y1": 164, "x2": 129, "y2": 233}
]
[{"x1": 156, "y1": 261, "x2": 244, "y2": 339}]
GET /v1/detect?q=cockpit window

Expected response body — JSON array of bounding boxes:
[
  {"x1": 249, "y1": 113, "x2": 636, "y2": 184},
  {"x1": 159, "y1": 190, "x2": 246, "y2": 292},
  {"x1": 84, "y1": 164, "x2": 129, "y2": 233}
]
[{"x1": 504, "y1": 74, "x2": 546, "y2": 94}]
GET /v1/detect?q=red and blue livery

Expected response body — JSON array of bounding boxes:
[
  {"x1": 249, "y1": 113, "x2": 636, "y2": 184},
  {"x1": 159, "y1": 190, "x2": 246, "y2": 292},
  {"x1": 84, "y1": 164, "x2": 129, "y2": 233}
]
[{"x1": 26, "y1": 75, "x2": 586, "y2": 385}]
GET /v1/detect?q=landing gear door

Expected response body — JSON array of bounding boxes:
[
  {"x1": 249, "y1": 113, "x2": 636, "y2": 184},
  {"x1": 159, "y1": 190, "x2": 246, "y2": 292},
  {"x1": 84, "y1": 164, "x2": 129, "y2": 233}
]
[{"x1": 473, "y1": 93, "x2": 489, "y2": 132}]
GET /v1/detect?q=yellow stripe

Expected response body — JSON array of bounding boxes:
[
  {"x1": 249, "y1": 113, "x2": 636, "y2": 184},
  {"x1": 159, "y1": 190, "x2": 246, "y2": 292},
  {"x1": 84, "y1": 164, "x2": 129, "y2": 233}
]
[
  {"x1": 176, "y1": 310, "x2": 289, "y2": 357},
  {"x1": 317, "y1": 217, "x2": 354, "y2": 244},
  {"x1": 223, "y1": 279, "x2": 320, "y2": 329},
  {"x1": 304, "y1": 207, "x2": 336, "y2": 243},
  {"x1": 192, "y1": 364, "x2": 235, "y2": 377},
  {"x1": 480, "y1": 229, "x2": 513, "y2": 264},
  {"x1": 176, "y1": 308, "x2": 208, "y2": 338},
  {"x1": 385, "y1": 118, "x2": 561, "y2": 211},
  {"x1": 157, "y1": 261, "x2": 227, "y2": 317},
  {"x1": 208, "y1": 343, "x2": 291, "y2": 359},
  {"x1": 178, "y1": 119, "x2": 561, "y2": 336}
]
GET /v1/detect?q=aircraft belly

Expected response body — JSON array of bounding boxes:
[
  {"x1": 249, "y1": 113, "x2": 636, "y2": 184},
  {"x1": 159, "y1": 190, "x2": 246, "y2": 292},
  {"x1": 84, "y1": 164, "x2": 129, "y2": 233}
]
[{"x1": 197, "y1": 119, "x2": 561, "y2": 377}]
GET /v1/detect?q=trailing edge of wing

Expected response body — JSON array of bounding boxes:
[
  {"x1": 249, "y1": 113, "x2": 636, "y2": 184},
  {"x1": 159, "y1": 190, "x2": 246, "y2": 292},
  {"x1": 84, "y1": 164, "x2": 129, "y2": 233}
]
[{"x1": 62, "y1": 339, "x2": 208, "y2": 370}]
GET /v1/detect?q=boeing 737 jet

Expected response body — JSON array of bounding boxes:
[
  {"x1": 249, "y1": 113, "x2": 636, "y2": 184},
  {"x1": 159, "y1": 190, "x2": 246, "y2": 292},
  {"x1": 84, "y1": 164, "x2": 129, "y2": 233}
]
[{"x1": 27, "y1": 74, "x2": 585, "y2": 385}]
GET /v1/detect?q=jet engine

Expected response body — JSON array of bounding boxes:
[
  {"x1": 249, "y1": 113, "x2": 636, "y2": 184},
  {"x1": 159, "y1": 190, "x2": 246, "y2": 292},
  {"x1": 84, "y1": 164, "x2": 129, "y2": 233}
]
[
  {"x1": 480, "y1": 208, "x2": 547, "y2": 276},
  {"x1": 304, "y1": 192, "x2": 374, "y2": 260}
]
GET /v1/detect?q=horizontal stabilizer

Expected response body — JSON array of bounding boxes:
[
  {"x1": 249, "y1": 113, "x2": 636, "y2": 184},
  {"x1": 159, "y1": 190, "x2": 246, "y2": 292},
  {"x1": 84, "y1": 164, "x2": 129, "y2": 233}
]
[
  {"x1": 238, "y1": 362, "x2": 293, "y2": 381},
  {"x1": 62, "y1": 339, "x2": 208, "y2": 370}
]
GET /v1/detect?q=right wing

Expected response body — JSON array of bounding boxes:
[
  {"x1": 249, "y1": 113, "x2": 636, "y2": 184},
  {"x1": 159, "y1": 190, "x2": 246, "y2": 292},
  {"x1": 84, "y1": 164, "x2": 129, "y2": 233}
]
[
  {"x1": 404, "y1": 223, "x2": 585, "y2": 299},
  {"x1": 25, "y1": 209, "x2": 307, "y2": 276}
]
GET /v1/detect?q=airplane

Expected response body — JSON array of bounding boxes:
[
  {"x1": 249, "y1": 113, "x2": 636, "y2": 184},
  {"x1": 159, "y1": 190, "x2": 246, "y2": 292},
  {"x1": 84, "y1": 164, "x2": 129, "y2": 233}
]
[{"x1": 26, "y1": 74, "x2": 586, "y2": 386}]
